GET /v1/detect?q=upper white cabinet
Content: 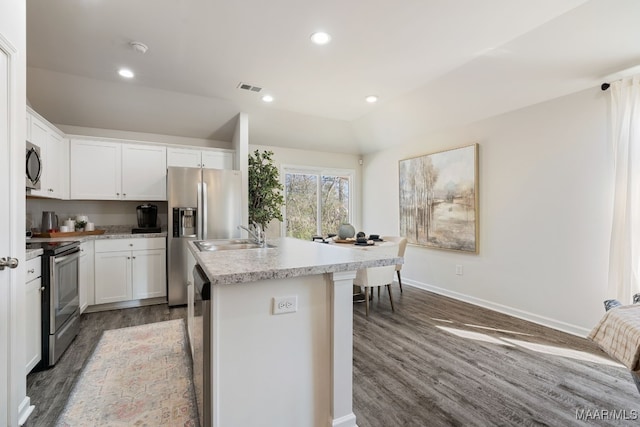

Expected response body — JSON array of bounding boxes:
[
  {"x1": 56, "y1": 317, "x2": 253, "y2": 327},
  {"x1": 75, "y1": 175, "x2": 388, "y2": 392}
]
[
  {"x1": 27, "y1": 109, "x2": 69, "y2": 199},
  {"x1": 70, "y1": 139, "x2": 166, "y2": 200},
  {"x1": 167, "y1": 147, "x2": 234, "y2": 170}
]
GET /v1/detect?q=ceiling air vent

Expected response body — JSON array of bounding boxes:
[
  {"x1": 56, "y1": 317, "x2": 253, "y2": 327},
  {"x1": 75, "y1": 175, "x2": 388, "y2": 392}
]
[{"x1": 237, "y1": 82, "x2": 263, "y2": 93}]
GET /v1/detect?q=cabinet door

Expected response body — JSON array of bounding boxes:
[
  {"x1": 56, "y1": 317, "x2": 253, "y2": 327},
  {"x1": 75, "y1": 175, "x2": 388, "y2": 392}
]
[
  {"x1": 122, "y1": 144, "x2": 167, "y2": 200},
  {"x1": 131, "y1": 248, "x2": 166, "y2": 299},
  {"x1": 25, "y1": 277, "x2": 42, "y2": 373},
  {"x1": 201, "y1": 150, "x2": 234, "y2": 170},
  {"x1": 79, "y1": 241, "x2": 95, "y2": 313},
  {"x1": 94, "y1": 251, "x2": 132, "y2": 304},
  {"x1": 47, "y1": 132, "x2": 68, "y2": 199},
  {"x1": 167, "y1": 147, "x2": 202, "y2": 168},
  {"x1": 70, "y1": 139, "x2": 122, "y2": 200}
]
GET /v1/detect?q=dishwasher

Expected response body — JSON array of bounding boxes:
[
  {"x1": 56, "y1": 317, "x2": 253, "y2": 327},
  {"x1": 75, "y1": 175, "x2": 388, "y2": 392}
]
[{"x1": 191, "y1": 264, "x2": 211, "y2": 427}]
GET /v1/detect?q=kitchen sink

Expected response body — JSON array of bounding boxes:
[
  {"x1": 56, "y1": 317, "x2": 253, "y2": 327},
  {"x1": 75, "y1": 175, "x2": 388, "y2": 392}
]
[{"x1": 194, "y1": 239, "x2": 275, "y2": 252}]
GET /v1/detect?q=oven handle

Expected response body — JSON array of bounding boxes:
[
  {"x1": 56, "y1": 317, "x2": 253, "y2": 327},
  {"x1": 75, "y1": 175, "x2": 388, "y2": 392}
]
[{"x1": 54, "y1": 250, "x2": 80, "y2": 264}]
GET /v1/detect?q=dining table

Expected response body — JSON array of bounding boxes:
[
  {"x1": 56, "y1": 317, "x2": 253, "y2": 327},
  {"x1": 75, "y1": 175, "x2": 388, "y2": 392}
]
[{"x1": 317, "y1": 237, "x2": 400, "y2": 302}]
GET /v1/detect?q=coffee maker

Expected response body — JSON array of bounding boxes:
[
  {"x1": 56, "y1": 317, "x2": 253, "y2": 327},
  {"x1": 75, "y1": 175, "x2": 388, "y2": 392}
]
[{"x1": 132, "y1": 204, "x2": 161, "y2": 234}]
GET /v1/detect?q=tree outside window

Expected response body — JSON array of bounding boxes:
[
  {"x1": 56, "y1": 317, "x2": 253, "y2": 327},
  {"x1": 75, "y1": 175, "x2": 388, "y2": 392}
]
[{"x1": 284, "y1": 169, "x2": 352, "y2": 240}]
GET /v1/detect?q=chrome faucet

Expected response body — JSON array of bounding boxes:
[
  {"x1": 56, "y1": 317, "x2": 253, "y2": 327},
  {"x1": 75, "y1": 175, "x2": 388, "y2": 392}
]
[{"x1": 238, "y1": 222, "x2": 266, "y2": 247}]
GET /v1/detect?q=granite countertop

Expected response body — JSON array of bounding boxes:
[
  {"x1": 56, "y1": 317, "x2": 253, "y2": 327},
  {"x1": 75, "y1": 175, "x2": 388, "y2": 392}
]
[
  {"x1": 26, "y1": 248, "x2": 43, "y2": 260},
  {"x1": 28, "y1": 225, "x2": 167, "y2": 244},
  {"x1": 189, "y1": 237, "x2": 402, "y2": 286}
]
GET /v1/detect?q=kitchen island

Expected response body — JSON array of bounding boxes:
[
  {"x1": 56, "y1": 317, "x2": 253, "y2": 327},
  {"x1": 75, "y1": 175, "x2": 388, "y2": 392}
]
[{"x1": 188, "y1": 237, "x2": 401, "y2": 427}]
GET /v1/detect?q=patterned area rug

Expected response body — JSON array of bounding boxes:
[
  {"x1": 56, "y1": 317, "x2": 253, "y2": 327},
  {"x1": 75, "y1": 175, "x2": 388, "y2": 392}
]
[{"x1": 56, "y1": 319, "x2": 198, "y2": 426}]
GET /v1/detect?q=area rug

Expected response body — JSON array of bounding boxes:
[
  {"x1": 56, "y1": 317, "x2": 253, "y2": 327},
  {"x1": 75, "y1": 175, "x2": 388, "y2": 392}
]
[{"x1": 56, "y1": 319, "x2": 198, "y2": 426}]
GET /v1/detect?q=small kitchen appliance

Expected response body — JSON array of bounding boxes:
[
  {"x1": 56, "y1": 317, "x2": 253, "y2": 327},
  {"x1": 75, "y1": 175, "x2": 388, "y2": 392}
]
[
  {"x1": 26, "y1": 141, "x2": 42, "y2": 190},
  {"x1": 41, "y1": 211, "x2": 58, "y2": 232},
  {"x1": 132, "y1": 204, "x2": 161, "y2": 234}
]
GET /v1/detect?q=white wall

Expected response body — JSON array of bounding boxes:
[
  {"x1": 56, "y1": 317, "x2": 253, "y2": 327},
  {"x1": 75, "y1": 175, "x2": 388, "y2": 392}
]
[
  {"x1": 55, "y1": 124, "x2": 232, "y2": 150},
  {"x1": 26, "y1": 199, "x2": 168, "y2": 231},
  {"x1": 249, "y1": 144, "x2": 362, "y2": 238},
  {"x1": 362, "y1": 87, "x2": 612, "y2": 336}
]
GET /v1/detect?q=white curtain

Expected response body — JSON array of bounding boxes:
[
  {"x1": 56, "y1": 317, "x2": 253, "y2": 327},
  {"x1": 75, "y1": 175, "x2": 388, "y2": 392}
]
[{"x1": 608, "y1": 75, "x2": 640, "y2": 303}]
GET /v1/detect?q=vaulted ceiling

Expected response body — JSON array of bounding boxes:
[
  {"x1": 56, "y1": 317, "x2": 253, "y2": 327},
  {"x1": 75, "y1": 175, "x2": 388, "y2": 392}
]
[{"x1": 26, "y1": 0, "x2": 640, "y2": 154}]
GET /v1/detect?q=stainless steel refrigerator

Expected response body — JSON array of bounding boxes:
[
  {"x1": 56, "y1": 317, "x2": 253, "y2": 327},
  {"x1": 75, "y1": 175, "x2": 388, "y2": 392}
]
[{"x1": 167, "y1": 167, "x2": 242, "y2": 306}]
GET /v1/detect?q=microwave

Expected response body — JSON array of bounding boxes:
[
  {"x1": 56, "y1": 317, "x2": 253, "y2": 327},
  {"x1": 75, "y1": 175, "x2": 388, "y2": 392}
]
[{"x1": 26, "y1": 141, "x2": 42, "y2": 190}]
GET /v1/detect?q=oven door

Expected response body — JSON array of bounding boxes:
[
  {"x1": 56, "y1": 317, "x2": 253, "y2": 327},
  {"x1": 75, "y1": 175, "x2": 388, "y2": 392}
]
[
  {"x1": 50, "y1": 248, "x2": 80, "y2": 334},
  {"x1": 26, "y1": 141, "x2": 42, "y2": 190}
]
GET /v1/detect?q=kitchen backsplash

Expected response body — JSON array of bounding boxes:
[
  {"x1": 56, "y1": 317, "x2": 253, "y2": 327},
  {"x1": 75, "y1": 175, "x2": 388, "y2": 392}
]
[{"x1": 26, "y1": 199, "x2": 168, "y2": 231}]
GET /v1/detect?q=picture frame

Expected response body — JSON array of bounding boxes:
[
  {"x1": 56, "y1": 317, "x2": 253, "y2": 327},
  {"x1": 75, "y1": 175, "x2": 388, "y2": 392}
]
[{"x1": 399, "y1": 143, "x2": 479, "y2": 253}]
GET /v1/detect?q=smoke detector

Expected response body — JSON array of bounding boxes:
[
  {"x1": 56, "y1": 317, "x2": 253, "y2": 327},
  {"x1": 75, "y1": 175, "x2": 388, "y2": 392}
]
[{"x1": 130, "y1": 41, "x2": 148, "y2": 54}]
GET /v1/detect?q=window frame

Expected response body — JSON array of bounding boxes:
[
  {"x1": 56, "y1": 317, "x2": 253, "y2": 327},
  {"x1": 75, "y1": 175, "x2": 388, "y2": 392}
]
[{"x1": 280, "y1": 164, "x2": 355, "y2": 238}]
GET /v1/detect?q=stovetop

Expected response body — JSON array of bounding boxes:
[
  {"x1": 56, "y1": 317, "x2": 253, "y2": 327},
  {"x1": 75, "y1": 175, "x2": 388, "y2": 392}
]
[{"x1": 26, "y1": 240, "x2": 80, "y2": 255}]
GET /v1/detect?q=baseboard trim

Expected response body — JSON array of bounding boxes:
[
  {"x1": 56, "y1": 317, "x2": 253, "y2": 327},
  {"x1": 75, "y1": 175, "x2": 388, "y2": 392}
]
[
  {"x1": 403, "y1": 279, "x2": 591, "y2": 338},
  {"x1": 83, "y1": 297, "x2": 167, "y2": 313},
  {"x1": 331, "y1": 412, "x2": 357, "y2": 427},
  {"x1": 18, "y1": 396, "x2": 34, "y2": 426}
]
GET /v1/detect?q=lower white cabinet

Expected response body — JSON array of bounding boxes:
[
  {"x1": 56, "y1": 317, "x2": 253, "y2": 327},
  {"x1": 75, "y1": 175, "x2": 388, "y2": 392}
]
[
  {"x1": 94, "y1": 238, "x2": 166, "y2": 305},
  {"x1": 25, "y1": 257, "x2": 42, "y2": 373},
  {"x1": 79, "y1": 240, "x2": 95, "y2": 313}
]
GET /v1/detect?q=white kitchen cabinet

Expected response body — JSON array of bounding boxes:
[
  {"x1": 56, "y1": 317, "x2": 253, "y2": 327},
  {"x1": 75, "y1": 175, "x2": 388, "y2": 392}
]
[
  {"x1": 167, "y1": 146, "x2": 234, "y2": 170},
  {"x1": 24, "y1": 257, "x2": 42, "y2": 373},
  {"x1": 70, "y1": 139, "x2": 166, "y2": 200},
  {"x1": 27, "y1": 110, "x2": 69, "y2": 199},
  {"x1": 94, "y1": 238, "x2": 166, "y2": 305},
  {"x1": 69, "y1": 139, "x2": 121, "y2": 200},
  {"x1": 122, "y1": 144, "x2": 167, "y2": 200},
  {"x1": 79, "y1": 240, "x2": 95, "y2": 313},
  {"x1": 202, "y1": 150, "x2": 234, "y2": 170},
  {"x1": 131, "y1": 249, "x2": 166, "y2": 299}
]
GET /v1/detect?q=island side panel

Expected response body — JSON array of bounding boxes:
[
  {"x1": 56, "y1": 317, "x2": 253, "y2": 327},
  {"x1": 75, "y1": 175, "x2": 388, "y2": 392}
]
[
  {"x1": 329, "y1": 271, "x2": 358, "y2": 427},
  {"x1": 211, "y1": 274, "x2": 332, "y2": 427}
]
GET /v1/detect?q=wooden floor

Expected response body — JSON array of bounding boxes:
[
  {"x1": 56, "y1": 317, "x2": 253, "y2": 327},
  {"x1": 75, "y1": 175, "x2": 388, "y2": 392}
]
[
  {"x1": 25, "y1": 286, "x2": 637, "y2": 427},
  {"x1": 352, "y1": 286, "x2": 638, "y2": 427}
]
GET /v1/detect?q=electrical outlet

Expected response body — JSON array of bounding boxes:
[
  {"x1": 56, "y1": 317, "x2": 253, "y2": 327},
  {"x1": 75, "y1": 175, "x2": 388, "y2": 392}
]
[
  {"x1": 455, "y1": 264, "x2": 463, "y2": 276},
  {"x1": 273, "y1": 296, "x2": 297, "y2": 315}
]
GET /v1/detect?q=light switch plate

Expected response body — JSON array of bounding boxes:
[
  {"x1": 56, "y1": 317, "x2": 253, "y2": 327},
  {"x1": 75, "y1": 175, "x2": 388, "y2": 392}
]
[{"x1": 273, "y1": 296, "x2": 297, "y2": 315}]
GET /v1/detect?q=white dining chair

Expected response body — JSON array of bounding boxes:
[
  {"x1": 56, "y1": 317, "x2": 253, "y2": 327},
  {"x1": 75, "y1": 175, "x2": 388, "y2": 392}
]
[
  {"x1": 353, "y1": 245, "x2": 397, "y2": 316},
  {"x1": 382, "y1": 236, "x2": 408, "y2": 293}
]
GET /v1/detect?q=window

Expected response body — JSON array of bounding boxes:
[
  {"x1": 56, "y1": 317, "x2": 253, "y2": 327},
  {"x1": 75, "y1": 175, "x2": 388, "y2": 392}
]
[{"x1": 283, "y1": 167, "x2": 354, "y2": 240}]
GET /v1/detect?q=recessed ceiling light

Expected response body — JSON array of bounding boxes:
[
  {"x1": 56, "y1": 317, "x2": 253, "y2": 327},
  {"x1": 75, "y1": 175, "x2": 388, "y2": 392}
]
[
  {"x1": 365, "y1": 95, "x2": 378, "y2": 103},
  {"x1": 310, "y1": 32, "x2": 331, "y2": 45},
  {"x1": 118, "y1": 68, "x2": 134, "y2": 78},
  {"x1": 262, "y1": 95, "x2": 274, "y2": 103}
]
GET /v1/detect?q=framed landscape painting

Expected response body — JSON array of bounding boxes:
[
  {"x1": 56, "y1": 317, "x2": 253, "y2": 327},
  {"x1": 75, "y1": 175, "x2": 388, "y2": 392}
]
[{"x1": 399, "y1": 144, "x2": 478, "y2": 253}]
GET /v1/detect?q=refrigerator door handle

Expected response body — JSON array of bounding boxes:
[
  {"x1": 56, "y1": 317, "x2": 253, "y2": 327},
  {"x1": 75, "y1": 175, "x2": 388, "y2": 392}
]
[
  {"x1": 202, "y1": 182, "x2": 208, "y2": 240},
  {"x1": 197, "y1": 182, "x2": 203, "y2": 240}
]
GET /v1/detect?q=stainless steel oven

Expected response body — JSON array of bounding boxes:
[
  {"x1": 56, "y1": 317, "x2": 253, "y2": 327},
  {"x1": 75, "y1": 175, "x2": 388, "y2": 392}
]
[{"x1": 27, "y1": 240, "x2": 81, "y2": 369}]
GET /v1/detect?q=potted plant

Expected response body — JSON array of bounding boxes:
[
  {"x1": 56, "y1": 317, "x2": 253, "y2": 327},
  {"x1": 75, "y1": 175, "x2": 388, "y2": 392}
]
[{"x1": 248, "y1": 149, "x2": 284, "y2": 230}]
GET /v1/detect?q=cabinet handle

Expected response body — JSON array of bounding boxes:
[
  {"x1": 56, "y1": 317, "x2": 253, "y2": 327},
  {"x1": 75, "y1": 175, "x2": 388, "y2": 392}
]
[
  {"x1": 123, "y1": 193, "x2": 127, "y2": 197},
  {"x1": 27, "y1": 268, "x2": 35, "y2": 274},
  {"x1": 132, "y1": 256, "x2": 136, "y2": 259},
  {"x1": 39, "y1": 287, "x2": 44, "y2": 292},
  {"x1": 129, "y1": 243, "x2": 133, "y2": 247},
  {"x1": 48, "y1": 188, "x2": 53, "y2": 192},
  {"x1": 127, "y1": 256, "x2": 131, "y2": 259},
  {"x1": 116, "y1": 192, "x2": 120, "y2": 196}
]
